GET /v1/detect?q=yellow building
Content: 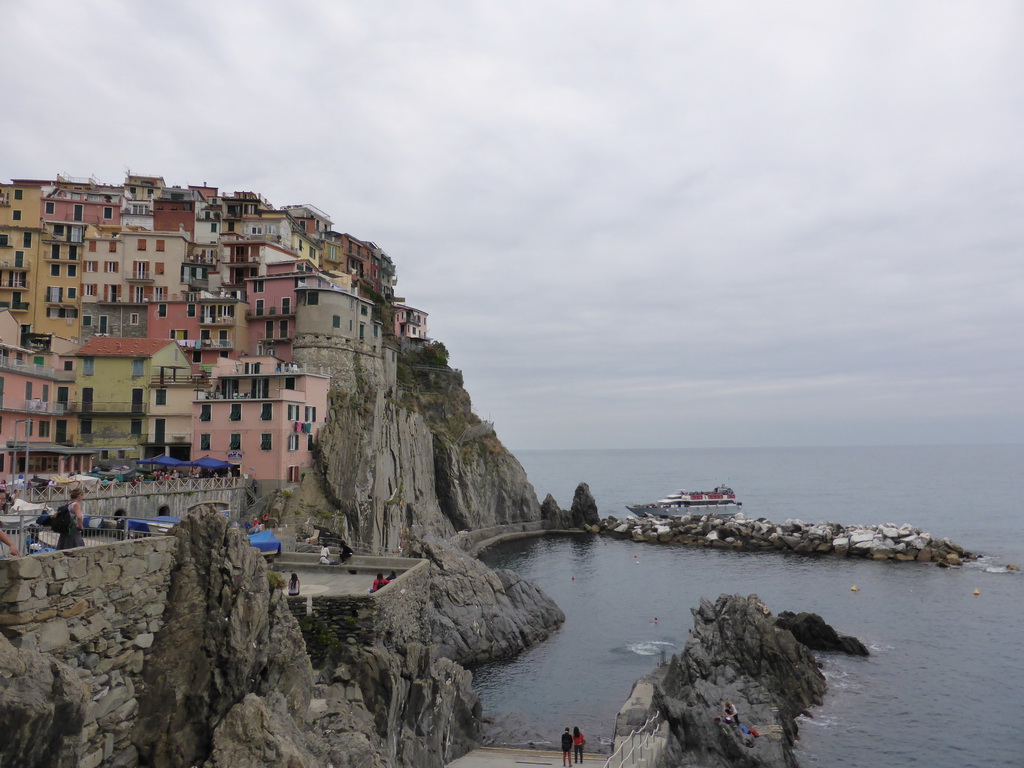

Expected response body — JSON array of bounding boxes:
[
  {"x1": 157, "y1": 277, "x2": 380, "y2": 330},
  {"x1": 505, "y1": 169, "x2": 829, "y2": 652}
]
[
  {"x1": 0, "y1": 180, "x2": 46, "y2": 339},
  {"x1": 73, "y1": 337, "x2": 196, "y2": 462}
]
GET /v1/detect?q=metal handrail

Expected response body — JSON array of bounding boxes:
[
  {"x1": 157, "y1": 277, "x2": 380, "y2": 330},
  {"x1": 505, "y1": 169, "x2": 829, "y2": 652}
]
[{"x1": 604, "y1": 715, "x2": 663, "y2": 768}]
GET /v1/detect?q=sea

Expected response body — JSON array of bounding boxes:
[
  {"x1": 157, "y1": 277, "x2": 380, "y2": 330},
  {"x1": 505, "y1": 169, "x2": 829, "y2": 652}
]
[{"x1": 473, "y1": 445, "x2": 1024, "y2": 767}]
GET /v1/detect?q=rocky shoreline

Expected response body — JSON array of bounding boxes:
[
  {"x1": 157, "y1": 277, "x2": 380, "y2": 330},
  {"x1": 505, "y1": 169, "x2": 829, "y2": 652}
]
[{"x1": 594, "y1": 511, "x2": 976, "y2": 566}]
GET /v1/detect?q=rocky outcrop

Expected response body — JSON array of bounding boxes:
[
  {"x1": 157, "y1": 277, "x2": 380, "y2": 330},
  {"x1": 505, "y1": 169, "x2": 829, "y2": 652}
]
[
  {"x1": 601, "y1": 513, "x2": 975, "y2": 565},
  {"x1": 0, "y1": 633, "x2": 89, "y2": 768},
  {"x1": 655, "y1": 594, "x2": 827, "y2": 768},
  {"x1": 133, "y1": 507, "x2": 319, "y2": 768},
  {"x1": 405, "y1": 532, "x2": 565, "y2": 666},
  {"x1": 540, "y1": 484, "x2": 602, "y2": 530},
  {"x1": 775, "y1": 611, "x2": 869, "y2": 656},
  {"x1": 310, "y1": 643, "x2": 481, "y2": 768}
]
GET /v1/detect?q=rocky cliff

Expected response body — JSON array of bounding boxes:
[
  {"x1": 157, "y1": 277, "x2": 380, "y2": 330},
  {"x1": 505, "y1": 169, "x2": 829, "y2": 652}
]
[
  {"x1": 654, "y1": 594, "x2": 828, "y2": 768},
  {"x1": 284, "y1": 345, "x2": 543, "y2": 554}
]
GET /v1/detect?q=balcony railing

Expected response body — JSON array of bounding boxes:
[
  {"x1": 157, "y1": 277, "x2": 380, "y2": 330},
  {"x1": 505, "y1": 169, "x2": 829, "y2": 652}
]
[
  {"x1": 198, "y1": 316, "x2": 236, "y2": 325},
  {"x1": 0, "y1": 397, "x2": 66, "y2": 414},
  {"x1": 149, "y1": 374, "x2": 210, "y2": 387},
  {"x1": 247, "y1": 306, "x2": 294, "y2": 318},
  {"x1": 66, "y1": 401, "x2": 148, "y2": 414},
  {"x1": 0, "y1": 355, "x2": 72, "y2": 380},
  {"x1": 199, "y1": 339, "x2": 234, "y2": 349}
]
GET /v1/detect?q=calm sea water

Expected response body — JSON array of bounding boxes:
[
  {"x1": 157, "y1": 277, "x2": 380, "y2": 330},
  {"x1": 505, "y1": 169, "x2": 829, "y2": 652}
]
[{"x1": 474, "y1": 446, "x2": 1024, "y2": 767}]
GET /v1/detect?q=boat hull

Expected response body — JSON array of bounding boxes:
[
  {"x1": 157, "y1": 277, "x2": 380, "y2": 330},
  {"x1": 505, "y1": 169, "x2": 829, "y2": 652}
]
[{"x1": 627, "y1": 501, "x2": 741, "y2": 518}]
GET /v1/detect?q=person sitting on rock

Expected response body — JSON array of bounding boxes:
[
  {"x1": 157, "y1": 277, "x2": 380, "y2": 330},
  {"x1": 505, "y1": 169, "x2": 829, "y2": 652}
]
[
  {"x1": 386, "y1": 570, "x2": 398, "y2": 581},
  {"x1": 287, "y1": 572, "x2": 300, "y2": 596},
  {"x1": 369, "y1": 572, "x2": 389, "y2": 593},
  {"x1": 722, "y1": 701, "x2": 740, "y2": 725},
  {"x1": 319, "y1": 545, "x2": 334, "y2": 565}
]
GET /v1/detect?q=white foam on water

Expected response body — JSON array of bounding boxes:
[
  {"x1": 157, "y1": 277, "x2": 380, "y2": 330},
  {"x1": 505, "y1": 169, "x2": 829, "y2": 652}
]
[{"x1": 625, "y1": 640, "x2": 677, "y2": 656}]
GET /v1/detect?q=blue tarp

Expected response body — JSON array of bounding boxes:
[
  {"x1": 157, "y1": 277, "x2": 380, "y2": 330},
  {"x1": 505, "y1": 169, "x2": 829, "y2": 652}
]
[
  {"x1": 248, "y1": 529, "x2": 281, "y2": 555},
  {"x1": 127, "y1": 516, "x2": 181, "y2": 534}
]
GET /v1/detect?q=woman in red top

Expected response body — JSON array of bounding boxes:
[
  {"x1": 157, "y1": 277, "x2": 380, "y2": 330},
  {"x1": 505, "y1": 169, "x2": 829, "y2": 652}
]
[{"x1": 572, "y1": 726, "x2": 585, "y2": 764}]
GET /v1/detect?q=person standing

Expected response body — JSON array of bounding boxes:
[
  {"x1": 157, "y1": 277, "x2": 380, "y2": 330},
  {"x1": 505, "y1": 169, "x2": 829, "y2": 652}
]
[
  {"x1": 560, "y1": 727, "x2": 573, "y2": 767},
  {"x1": 57, "y1": 489, "x2": 85, "y2": 550},
  {"x1": 572, "y1": 726, "x2": 585, "y2": 764},
  {"x1": 0, "y1": 529, "x2": 20, "y2": 557}
]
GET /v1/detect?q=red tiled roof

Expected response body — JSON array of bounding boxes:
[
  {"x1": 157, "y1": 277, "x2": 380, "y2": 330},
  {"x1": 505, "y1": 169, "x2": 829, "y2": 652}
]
[{"x1": 75, "y1": 338, "x2": 179, "y2": 357}]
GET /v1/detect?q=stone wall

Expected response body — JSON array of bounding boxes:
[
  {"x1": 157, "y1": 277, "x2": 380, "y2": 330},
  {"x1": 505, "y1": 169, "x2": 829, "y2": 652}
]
[
  {"x1": 287, "y1": 559, "x2": 430, "y2": 666},
  {"x1": 0, "y1": 537, "x2": 177, "y2": 768},
  {"x1": 293, "y1": 332, "x2": 396, "y2": 392},
  {"x1": 77, "y1": 486, "x2": 248, "y2": 519}
]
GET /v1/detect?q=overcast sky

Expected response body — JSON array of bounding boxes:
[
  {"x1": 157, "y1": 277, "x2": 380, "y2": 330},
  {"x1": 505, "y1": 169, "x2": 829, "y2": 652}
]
[{"x1": 4, "y1": 1, "x2": 1023, "y2": 449}]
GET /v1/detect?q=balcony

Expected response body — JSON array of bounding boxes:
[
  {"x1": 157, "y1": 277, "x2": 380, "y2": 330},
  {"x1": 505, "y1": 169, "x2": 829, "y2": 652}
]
[
  {"x1": 0, "y1": 280, "x2": 28, "y2": 289},
  {"x1": 199, "y1": 339, "x2": 234, "y2": 349},
  {"x1": 0, "y1": 260, "x2": 29, "y2": 271},
  {"x1": 198, "y1": 315, "x2": 236, "y2": 326},
  {"x1": 150, "y1": 374, "x2": 209, "y2": 387},
  {"x1": 1, "y1": 301, "x2": 31, "y2": 312},
  {"x1": 247, "y1": 306, "x2": 294, "y2": 319},
  {"x1": 126, "y1": 272, "x2": 153, "y2": 282},
  {"x1": 66, "y1": 401, "x2": 148, "y2": 415},
  {"x1": 0, "y1": 397, "x2": 66, "y2": 415}
]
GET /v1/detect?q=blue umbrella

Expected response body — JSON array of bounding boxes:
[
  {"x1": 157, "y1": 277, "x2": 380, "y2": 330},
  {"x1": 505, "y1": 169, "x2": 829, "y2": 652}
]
[
  {"x1": 138, "y1": 455, "x2": 190, "y2": 467},
  {"x1": 192, "y1": 456, "x2": 234, "y2": 470}
]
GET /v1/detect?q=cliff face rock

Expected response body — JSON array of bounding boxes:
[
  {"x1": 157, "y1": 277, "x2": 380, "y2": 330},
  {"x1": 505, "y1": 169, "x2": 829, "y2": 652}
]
[
  {"x1": 311, "y1": 643, "x2": 481, "y2": 768},
  {"x1": 406, "y1": 533, "x2": 565, "y2": 666},
  {"x1": 133, "y1": 508, "x2": 318, "y2": 768},
  {"x1": 0, "y1": 633, "x2": 89, "y2": 768},
  {"x1": 775, "y1": 611, "x2": 869, "y2": 656},
  {"x1": 656, "y1": 594, "x2": 827, "y2": 768},
  {"x1": 539, "y1": 483, "x2": 601, "y2": 530}
]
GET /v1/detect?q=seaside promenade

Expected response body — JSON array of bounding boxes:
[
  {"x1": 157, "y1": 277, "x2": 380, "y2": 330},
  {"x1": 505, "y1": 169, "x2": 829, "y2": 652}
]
[{"x1": 447, "y1": 747, "x2": 606, "y2": 766}]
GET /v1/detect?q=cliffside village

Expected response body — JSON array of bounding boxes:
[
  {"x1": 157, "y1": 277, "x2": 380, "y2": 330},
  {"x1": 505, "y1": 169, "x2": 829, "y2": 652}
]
[{"x1": 0, "y1": 173, "x2": 429, "y2": 491}]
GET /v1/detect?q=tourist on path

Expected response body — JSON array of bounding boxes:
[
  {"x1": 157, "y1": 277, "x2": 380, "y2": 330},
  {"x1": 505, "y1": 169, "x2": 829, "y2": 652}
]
[
  {"x1": 57, "y1": 489, "x2": 86, "y2": 551},
  {"x1": 572, "y1": 726, "x2": 585, "y2": 763},
  {"x1": 560, "y1": 727, "x2": 573, "y2": 767}
]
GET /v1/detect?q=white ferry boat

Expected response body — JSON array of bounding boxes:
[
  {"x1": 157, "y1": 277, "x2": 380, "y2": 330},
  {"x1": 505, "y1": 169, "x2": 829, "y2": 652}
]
[{"x1": 626, "y1": 485, "x2": 741, "y2": 517}]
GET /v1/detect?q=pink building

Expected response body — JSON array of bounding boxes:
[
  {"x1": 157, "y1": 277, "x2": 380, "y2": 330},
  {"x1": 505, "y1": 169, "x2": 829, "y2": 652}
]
[
  {"x1": 192, "y1": 356, "x2": 329, "y2": 490},
  {"x1": 244, "y1": 256, "x2": 318, "y2": 358},
  {"x1": 393, "y1": 304, "x2": 429, "y2": 342},
  {"x1": 147, "y1": 292, "x2": 249, "y2": 368},
  {"x1": 0, "y1": 339, "x2": 92, "y2": 480}
]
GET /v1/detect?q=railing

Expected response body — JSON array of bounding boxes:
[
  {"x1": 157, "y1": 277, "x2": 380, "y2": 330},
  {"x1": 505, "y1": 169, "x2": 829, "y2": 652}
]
[
  {"x1": 0, "y1": 355, "x2": 67, "y2": 379},
  {"x1": 24, "y1": 476, "x2": 246, "y2": 503},
  {"x1": 149, "y1": 374, "x2": 209, "y2": 387},
  {"x1": 0, "y1": 512, "x2": 172, "y2": 556},
  {"x1": 604, "y1": 715, "x2": 665, "y2": 768},
  {"x1": 65, "y1": 401, "x2": 147, "y2": 414},
  {"x1": 200, "y1": 339, "x2": 234, "y2": 348},
  {"x1": 0, "y1": 398, "x2": 66, "y2": 414}
]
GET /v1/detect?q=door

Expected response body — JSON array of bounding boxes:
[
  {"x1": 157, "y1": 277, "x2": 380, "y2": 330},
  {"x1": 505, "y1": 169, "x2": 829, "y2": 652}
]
[
  {"x1": 154, "y1": 418, "x2": 165, "y2": 444},
  {"x1": 55, "y1": 420, "x2": 67, "y2": 444},
  {"x1": 131, "y1": 388, "x2": 144, "y2": 414},
  {"x1": 81, "y1": 387, "x2": 94, "y2": 410}
]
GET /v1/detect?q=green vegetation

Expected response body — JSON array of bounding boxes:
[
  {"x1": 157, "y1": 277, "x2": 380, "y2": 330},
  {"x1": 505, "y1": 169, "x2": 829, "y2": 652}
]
[{"x1": 267, "y1": 571, "x2": 286, "y2": 591}]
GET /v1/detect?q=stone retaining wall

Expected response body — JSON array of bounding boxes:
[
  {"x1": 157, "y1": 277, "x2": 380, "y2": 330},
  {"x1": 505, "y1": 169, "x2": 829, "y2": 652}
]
[
  {"x1": 0, "y1": 537, "x2": 177, "y2": 768},
  {"x1": 287, "y1": 558, "x2": 431, "y2": 665}
]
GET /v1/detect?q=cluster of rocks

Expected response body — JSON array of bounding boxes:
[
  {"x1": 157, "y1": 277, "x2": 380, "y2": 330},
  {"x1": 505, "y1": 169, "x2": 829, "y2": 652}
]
[
  {"x1": 649, "y1": 594, "x2": 865, "y2": 767},
  {"x1": 596, "y1": 512, "x2": 975, "y2": 565}
]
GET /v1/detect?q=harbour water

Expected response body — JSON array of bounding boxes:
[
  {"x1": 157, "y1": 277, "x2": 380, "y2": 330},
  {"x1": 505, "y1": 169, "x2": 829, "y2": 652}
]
[{"x1": 474, "y1": 445, "x2": 1024, "y2": 767}]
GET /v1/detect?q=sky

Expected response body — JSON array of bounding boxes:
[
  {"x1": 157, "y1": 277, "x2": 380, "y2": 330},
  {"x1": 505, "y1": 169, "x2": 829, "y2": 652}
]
[{"x1": 3, "y1": 1, "x2": 1023, "y2": 449}]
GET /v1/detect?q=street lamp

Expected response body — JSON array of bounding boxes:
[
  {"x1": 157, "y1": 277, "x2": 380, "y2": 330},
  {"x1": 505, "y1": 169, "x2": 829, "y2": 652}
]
[{"x1": 13, "y1": 418, "x2": 31, "y2": 491}]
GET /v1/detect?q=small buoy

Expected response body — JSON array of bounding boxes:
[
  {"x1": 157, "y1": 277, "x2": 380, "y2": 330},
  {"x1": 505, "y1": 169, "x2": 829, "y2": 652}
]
[
  {"x1": 851, "y1": 585, "x2": 858, "y2": 592},
  {"x1": 973, "y1": 588, "x2": 980, "y2": 596},
  {"x1": 634, "y1": 554, "x2": 638, "y2": 558},
  {"x1": 571, "y1": 576, "x2": 575, "y2": 580}
]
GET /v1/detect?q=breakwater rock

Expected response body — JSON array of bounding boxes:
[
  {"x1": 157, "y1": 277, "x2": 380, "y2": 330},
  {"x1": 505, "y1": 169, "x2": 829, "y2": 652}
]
[
  {"x1": 597, "y1": 513, "x2": 975, "y2": 565},
  {"x1": 655, "y1": 594, "x2": 830, "y2": 768}
]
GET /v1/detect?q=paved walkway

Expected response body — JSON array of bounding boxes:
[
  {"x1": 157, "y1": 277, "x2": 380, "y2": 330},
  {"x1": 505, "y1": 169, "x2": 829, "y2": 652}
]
[{"x1": 447, "y1": 748, "x2": 605, "y2": 767}]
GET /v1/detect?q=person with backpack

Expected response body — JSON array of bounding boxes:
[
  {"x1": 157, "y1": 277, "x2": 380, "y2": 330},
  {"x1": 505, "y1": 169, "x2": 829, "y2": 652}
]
[
  {"x1": 56, "y1": 489, "x2": 85, "y2": 550},
  {"x1": 572, "y1": 726, "x2": 585, "y2": 764},
  {"x1": 560, "y1": 727, "x2": 573, "y2": 767}
]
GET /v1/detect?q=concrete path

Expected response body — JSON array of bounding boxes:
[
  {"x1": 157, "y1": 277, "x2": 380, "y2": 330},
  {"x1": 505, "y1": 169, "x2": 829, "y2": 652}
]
[{"x1": 447, "y1": 747, "x2": 605, "y2": 767}]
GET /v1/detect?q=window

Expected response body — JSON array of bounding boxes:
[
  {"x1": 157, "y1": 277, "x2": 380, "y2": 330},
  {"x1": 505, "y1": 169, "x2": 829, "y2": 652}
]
[
  {"x1": 156, "y1": 239, "x2": 165, "y2": 252},
  {"x1": 68, "y1": 244, "x2": 78, "y2": 259},
  {"x1": 13, "y1": 189, "x2": 23, "y2": 200},
  {"x1": 157, "y1": 304, "x2": 167, "y2": 318},
  {"x1": 24, "y1": 381, "x2": 32, "y2": 399},
  {"x1": 131, "y1": 359, "x2": 145, "y2": 377},
  {"x1": 103, "y1": 206, "x2": 113, "y2": 220},
  {"x1": 105, "y1": 261, "x2": 118, "y2": 272},
  {"x1": 260, "y1": 402, "x2": 272, "y2": 421},
  {"x1": 50, "y1": 264, "x2": 61, "y2": 277},
  {"x1": 51, "y1": 244, "x2": 61, "y2": 259},
  {"x1": 229, "y1": 403, "x2": 241, "y2": 421},
  {"x1": 288, "y1": 434, "x2": 299, "y2": 451},
  {"x1": 155, "y1": 389, "x2": 167, "y2": 405},
  {"x1": 84, "y1": 284, "x2": 97, "y2": 297},
  {"x1": 200, "y1": 433, "x2": 211, "y2": 450},
  {"x1": 85, "y1": 260, "x2": 97, "y2": 272},
  {"x1": 332, "y1": 315, "x2": 340, "y2": 328},
  {"x1": 307, "y1": 433, "x2": 314, "y2": 451},
  {"x1": 255, "y1": 299, "x2": 264, "y2": 315},
  {"x1": 229, "y1": 433, "x2": 241, "y2": 450},
  {"x1": 80, "y1": 418, "x2": 92, "y2": 435},
  {"x1": 284, "y1": 376, "x2": 295, "y2": 390},
  {"x1": 45, "y1": 201, "x2": 54, "y2": 214},
  {"x1": 83, "y1": 357, "x2": 94, "y2": 375},
  {"x1": 304, "y1": 292, "x2": 319, "y2": 305},
  {"x1": 304, "y1": 406, "x2": 317, "y2": 422},
  {"x1": 260, "y1": 433, "x2": 272, "y2": 451},
  {"x1": 155, "y1": 262, "x2": 164, "y2": 275},
  {"x1": 130, "y1": 419, "x2": 142, "y2": 435},
  {"x1": 137, "y1": 239, "x2": 147, "y2": 250},
  {"x1": 73, "y1": 204, "x2": 83, "y2": 221},
  {"x1": 199, "y1": 403, "x2": 211, "y2": 421},
  {"x1": 210, "y1": 222, "x2": 217, "y2": 233},
  {"x1": 287, "y1": 404, "x2": 299, "y2": 421},
  {"x1": 82, "y1": 315, "x2": 92, "y2": 326},
  {"x1": 108, "y1": 241, "x2": 116, "y2": 253},
  {"x1": 361, "y1": 305, "x2": 368, "y2": 316},
  {"x1": 68, "y1": 264, "x2": 77, "y2": 278},
  {"x1": 12, "y1": 210, "x2": 21, "y2": 221},
  {"x1": 22, "y1": 233, "x2": 31, "y2": 247}
]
